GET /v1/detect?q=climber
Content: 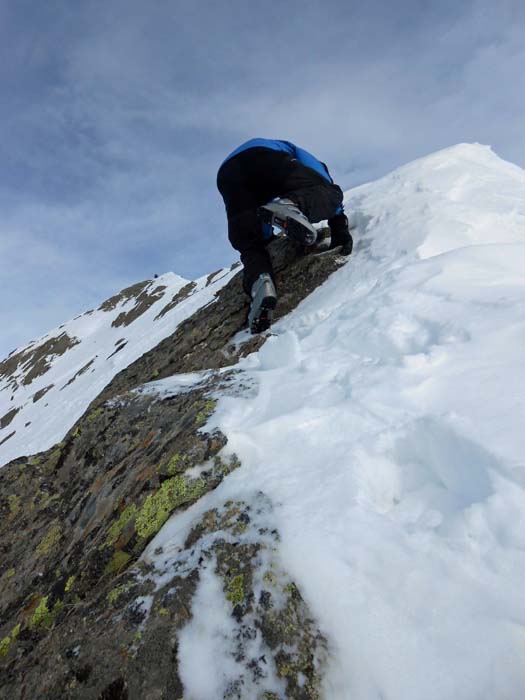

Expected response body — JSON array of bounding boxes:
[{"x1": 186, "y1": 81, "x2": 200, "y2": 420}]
[{"x1": 217, "y1": 138, "x2": 353, "y2": 334}]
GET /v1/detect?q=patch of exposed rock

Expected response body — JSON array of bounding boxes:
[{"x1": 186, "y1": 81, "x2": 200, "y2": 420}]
[
  {"x1": 0, "y1": 332, "x2": 80, "y2": 391},
  {"x1": 154, "y1": 281, "x2": 198, "y2": 320}
]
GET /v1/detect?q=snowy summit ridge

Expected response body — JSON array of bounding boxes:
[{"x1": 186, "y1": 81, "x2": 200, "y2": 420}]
[{"x1": 1, "y1": 143, "x2": 525, "y2": 700}]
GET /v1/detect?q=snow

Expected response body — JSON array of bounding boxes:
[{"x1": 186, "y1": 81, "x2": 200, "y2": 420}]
[
  {"x1": 177, "y1": 564, "x2": 240, "y2": 699},
  {"x1": 177, "y1": 559, "x2": 286, "y2": 700},
  {"x1": 171, "y1": 143, "x2": 525, "y2": 699}
]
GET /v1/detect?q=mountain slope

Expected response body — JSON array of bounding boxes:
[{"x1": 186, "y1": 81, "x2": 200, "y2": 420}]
[
  {"x1": 1, "y1": 143, "x2": 524, "y2": 700},
  {"x1": 0, "y1": 267, "x2": 239, "y2": 467}
]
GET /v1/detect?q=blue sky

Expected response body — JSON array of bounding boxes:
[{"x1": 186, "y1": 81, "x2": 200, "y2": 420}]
[{"x1": 1, "y1": 0, "x2": 524, "y2": 357}]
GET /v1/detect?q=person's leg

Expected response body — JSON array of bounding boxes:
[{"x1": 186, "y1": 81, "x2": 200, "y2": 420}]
[
  {"x1": 227, "y1": 209, "x2": 273, "y2": 294},
  {"x1": 217, "y1": 148, "x2": 300, "y2": 294},
  {"x1": 279, "y1": 161, "x2": 352, "y2": 252},
  {"x1": 280, "y1": 162, "x2": 344, "y2": 223},
  {"x1": 217, "y1": 154, "x2": 273, "y2": 294}
]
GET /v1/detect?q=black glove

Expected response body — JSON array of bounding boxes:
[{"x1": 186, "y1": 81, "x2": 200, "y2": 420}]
[
  {"x1": 328, "y1": 213, "x2": 353, "y2": 255},
  {"x1": 339, "y1": 233, "x2": 353, "y2": 256}
]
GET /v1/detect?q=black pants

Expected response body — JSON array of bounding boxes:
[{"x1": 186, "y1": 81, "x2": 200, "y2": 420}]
[{"x1": 217, "y1": 147, "x2": 344, "y2": 293}]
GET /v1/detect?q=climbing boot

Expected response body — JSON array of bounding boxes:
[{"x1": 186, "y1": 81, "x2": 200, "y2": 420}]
[
  {"x1": 258, "y1": 198, "x2": 318, "y2": 246},
  {"x1": 248, "y1": 273, "x2": 277, "y2": 334}
]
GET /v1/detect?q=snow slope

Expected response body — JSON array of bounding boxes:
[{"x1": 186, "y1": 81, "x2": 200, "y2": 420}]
[
  {"x1": 0, "y1": 266, "x2": 238, "y2": 467},
  {"x1": 147, "y1": 144, "x2": 525, "y2": 699}
]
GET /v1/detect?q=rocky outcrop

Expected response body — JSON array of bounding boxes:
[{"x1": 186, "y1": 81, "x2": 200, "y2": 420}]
[
  {"x1": 0, "y1": 332, "x2": 80, "y2": 391},
  {"x1": 154, "y1": 281, "x2": 198, "y2": 320},
  {"x1": 0, "y1": 237, "x2": 345, "y2": 699}
]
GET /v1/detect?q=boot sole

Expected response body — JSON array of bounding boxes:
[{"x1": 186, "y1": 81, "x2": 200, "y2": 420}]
[{"x1": 250, "y1": 296, "x2": 277, "y2": 334}]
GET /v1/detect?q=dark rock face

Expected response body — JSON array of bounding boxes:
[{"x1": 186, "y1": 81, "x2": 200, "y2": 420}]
[
  {"x1": 112, "y1": 286, "x2": 168, "y2": 329},
  {"x1": 60, "y1": 360, "x2": 97, "y2": 390},
  {"x1": 0, "y1": 430, "x2": 15, "y2": 446},
  {"x1": 0, "y1": 407, "x2": 20, "y2": 429},
  {"x1": 32, "y1": 384, "x2": 55, "y2": 403},
  {"x1": 98, "y1": 281, "x2": 152, "y2": 313},
  {"x1": 0, "y1": 237, "x2": 346, "y2": 699},
  {"x1": 154, "y1": 281, "x2": 197, "y2": 320}
]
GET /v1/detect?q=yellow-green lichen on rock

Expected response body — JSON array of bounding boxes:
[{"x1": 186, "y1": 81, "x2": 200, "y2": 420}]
[
  {"x1": 8, "y1": 494, "x2": 21, "y2": 515},
  {"x1": 36, "y1": 524, "x2": 62, "y2": 556},
  {"x1": 107, "y1": 582, "x2": 132, "y2": 605},
  {"x1": 104, "y1": 551, "x2": 132, "y2": 575},
  {"x1": 215, "y1": 453, "x2": 241, "y2": 477},
  {"x1": 195, "y1": 398, "x2": 217, "y2": 427},
  {"x1": 87, "y1": 408, "x2": 103, "y2": 422},
  {"x1": 0, "y1": 623, "x2": 19, "y2": 659},
  {"x1": 165, "y1": 453, "x2": 186, "y2": 475},
  {"x1": 28, "y1": 596, "x2": 63, "y2": 630},
  {"x1": 135, "y1": 474, "x2": 207, "y2": 541},
  {"x1": 0, "y1": 637, "x2": 10, "y2": 658},
  {"x1": 39, "y1": 490, "x2": 60, "y2": 509},
  {"x1": 226, "y1": 574, "x2": 244, "y2": 606},
  {"x1": 48, "y1": 451, "x2": 60, "y2": 464}
]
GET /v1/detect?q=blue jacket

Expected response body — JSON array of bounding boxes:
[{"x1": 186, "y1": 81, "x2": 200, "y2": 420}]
[{"x1": 222, "y1": 138, "x2": 334, "y2": 184}]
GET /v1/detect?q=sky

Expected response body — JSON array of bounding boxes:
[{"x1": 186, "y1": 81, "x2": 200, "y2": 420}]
[{"x1": 1, "y1": 0, "x2": 524, "y2": 358}]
